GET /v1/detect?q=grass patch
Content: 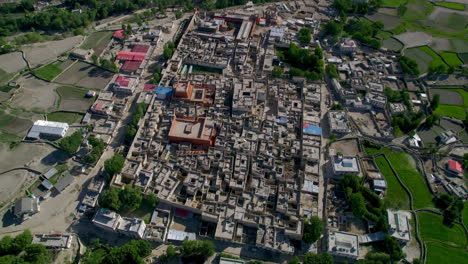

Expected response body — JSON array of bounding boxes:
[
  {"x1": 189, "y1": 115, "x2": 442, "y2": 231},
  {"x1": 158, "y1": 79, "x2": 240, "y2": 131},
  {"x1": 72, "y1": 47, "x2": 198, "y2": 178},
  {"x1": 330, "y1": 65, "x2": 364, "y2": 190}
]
[
  {"x1": 33, "y1": 61, "x2": 63, "y2": 81},
  {"x1": 0, "y1": 110, "x2": 16, "y2": 130},
  {"x1": 382, "y1": 0, "x2": 405, "y2": 8},
  {"x1": 375, "y1": 156, "x2": 410, "y2": 209},
  {"x1": 47, "y1": 112, "x2": 84, "y2": 124},
  {"x1": 435, "y1": 1, "x2": 466, "y2": 11},
  {"x1": 426, "y1": 243, "x2": 468, "y2": 264},
  {"x1": 441, "y1": 52, "x2": 463, "y2": 67},
  {"x1": 48, "y1": 164, "x2": 68, "y2": 184},
  {"x1": 0, "y1": 84, "x2": 18, "y2": 93},
  {"x1": 57, "y1": 85, "x2": 96, "y2": 100},
  {"x1": 434, "y1": 104, "x2": 467, "y2": 120},
  {"x1": 27, "y1": 178, "x2": 42, "y2": 194}
]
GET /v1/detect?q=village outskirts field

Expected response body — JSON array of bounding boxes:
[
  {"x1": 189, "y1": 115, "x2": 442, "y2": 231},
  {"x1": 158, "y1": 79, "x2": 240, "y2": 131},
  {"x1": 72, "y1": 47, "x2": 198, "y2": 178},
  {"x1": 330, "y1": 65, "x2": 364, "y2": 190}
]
[{"x1": 0, "y1": 30, "x2": 115, "y2": 208}]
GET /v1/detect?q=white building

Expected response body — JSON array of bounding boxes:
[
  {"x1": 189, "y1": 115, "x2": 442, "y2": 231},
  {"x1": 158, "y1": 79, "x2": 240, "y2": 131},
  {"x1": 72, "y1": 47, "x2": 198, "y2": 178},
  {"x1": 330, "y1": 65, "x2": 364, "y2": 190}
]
[
  {"x1": 27, "y1": 120, "x2": 69, "y2": 140},
  {"x1": 332, "y1": 154, "x2": 360, "y2": 177},
  {"x1": 92, "y1": 208, "x2": 122, "y2": 232},
  {"x1": 339, "y1": 39, "x2": 357, "y2": 54},
  {"x1": 387, "y1": 209, "x2": 411, "y2": 243},
  {"x1": 117, "y1": 217, "x2": 147, "y2": 239},
  {"x1": 14, "y1": 197, "x2": 40, "y2": 220},
  {"x1": 327, "y1": 231, "x2": 359, "y2": 259}
]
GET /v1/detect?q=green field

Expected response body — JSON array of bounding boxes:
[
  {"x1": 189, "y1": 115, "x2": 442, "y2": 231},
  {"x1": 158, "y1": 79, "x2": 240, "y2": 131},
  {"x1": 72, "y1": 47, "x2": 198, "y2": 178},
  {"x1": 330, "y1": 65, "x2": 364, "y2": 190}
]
[
  {"x1": 419, "y1": 46, "x2": 449, "y2": 70},
  {"x1": 375, "y1": 156, "x2": 410, "y2": 209},
  {"x1": 435, "y1": 1, "x2": 466, "y2": 11},
  {"x1": 382, "y1": 0, "x2": 405, "y2": 8},
  {"x1": 418, "y1": 211, "x2": 468, "y2": 264},
  {"x1": 81, "y1": 31, "x2": 113, "y2": 56},
  {"x1": 441, "y1": 52, "x2": 464, "y2": 67},
  {"x1": 47, "y1": 112, "x2": 84, "y2": 124},
  {"x1": 402, "y1": 0, "x2": 434, "y2": 21},
  {"x1": 404, "y1": 47, "x2": 433, "y2": 73},
  {"x1": 33, "y1": 61, "x2": 63, "y2": 81}
]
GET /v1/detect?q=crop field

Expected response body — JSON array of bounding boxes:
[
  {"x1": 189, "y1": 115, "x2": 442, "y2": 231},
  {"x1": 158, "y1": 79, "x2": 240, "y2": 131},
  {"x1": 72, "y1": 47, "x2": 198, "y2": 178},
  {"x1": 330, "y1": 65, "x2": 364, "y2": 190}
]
[
  {"x1": 383, "y1": 37, "x2": 404, "y2": 52},
  {"x1": 418, "y1": 46, "x2": 448, "y2": 69},
  {"x1": 57, "y1": 59, "x2": 76, "y2": 70},
  {"x1": 33, "y1": 61, "x2": 63, "y2": 81},
  {"x1": 54, "y1": 61, "x2": 113, "y2": 90},
  {"x1": 22, "y1": 36, "x2": 83, "y2": 68},
  {"x1": 367, "y1": 13, "x2": 401, "y2": 30},
  {"x1": 418, "y1": 212, "x2": 468, "y2": 264},
  {"x1": 56, "y1": 85, "x2": 96, "y2": 112},
  {"x1": 11, "y1": 74, "x2": 59, "y2": 112},
  {"x1": 81, "y1": 31, "x2": 113, "y2": 57},
  {"x1": 382, "y1": 0, "x2": 405, "y2": 8},
  {"x1": 441, "y1": 52, "x2": 463, "y2": 67},
  {"x1": 435, "y1": 105, "x2": 467, "y2": 120},
  {"x1": 420, "y1": 8, "x2": 467, "y2": 34},
  {"x1": 433, "y1": 89, "x2": 468, "y2": 120},
  {"x1": 0, "y1": 52, "x2": 27, "y2": 75},
  {"x1": 47, "y1": 112, "x2": 84, "y2": 124},
  {"x1": 404, "y1": 47, "x2": 433, "y2": 73},
  {"x1": 394, "y1": 32, "x2": 432, "y2": 49},
  {"x1": 402, "y1": 0, "x2": 434, "y2": 21},
  {"x1": 431, "y1": 89, "x2": 464, "y2": 105},
  {"x1": 374, "y1": 156, "x2": 410, "y2": 209},
  {"x1": 435, "y1": 1, "x2": 466, "y2": 11}
]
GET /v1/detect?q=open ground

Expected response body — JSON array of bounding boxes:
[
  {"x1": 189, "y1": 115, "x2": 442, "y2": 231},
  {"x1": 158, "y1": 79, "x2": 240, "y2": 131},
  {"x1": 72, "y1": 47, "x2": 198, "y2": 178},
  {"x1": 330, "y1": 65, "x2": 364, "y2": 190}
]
[
  {"x1": 56, "y1": 85, "x2": 96, "y2": 112},
  {"x1": 80, "y1": 31, "x2": 114, "y2": 57},
  {"x1": 54, "y1": 61, "x2": 114, "y2": 90},
  {"x1": 10, "y1": 74, "x2": 59, "y2": 113},
  {"x1": 22, "y1": 36, "x2": 83, "y2": 68}
]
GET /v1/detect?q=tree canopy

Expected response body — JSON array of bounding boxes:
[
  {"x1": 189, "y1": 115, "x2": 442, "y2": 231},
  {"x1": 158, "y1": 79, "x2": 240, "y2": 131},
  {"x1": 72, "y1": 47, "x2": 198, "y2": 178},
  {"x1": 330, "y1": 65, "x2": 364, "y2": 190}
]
[
  {"x1": 277, "y1": 44, "x2": 324, "y2": 81},
  {"x1": 81, "y1": 239, "x2": 152, "y2": 264},
  {"x1": 303, "y1": 216, "x2": 324, "y2": 243},
  {"x1": 398, "y1": 56, "x2": 420, "y2": 75},
  {"x1": 104, "y1": 153, "x2": 125, "y2": 177},
  {"x1": 0, "y1": 230, "x2": 50, "y2": 264},
  {"x1": 180, "y1": 240, "x2": 215, "y2": 264},
  {"x1": 298, "y1": 28, "x2": 312, "y2": 45},
  {"x1": 59, "y1": 130, "x2": 83, "y2": 156}
]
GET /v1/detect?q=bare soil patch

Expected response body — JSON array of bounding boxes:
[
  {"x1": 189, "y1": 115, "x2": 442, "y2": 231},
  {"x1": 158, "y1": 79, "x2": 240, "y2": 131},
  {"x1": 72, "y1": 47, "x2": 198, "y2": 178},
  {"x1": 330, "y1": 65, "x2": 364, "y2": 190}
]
[
  {"x1": 349, "y1": 112, "x2": 381, "y2": 137},
  {"x1": 0, "y1": 170, "x2": 36, "y2": 205},
  {"x1": 430, "y1": 37, "x2": 453, "y2": 51},
  {"x1": 395, "y1": 32, "x2": 432, "y2": 48},
  {"x1": 367, "y1": 13, "x2": 401, "y2": 29},
  {"x1": 11, "y1": 74, "x2": 59, "y2": 112},
  {"x1": 2, "y1": 118, "x2": 32, "y2": 135},
  {"x1": 330, "y1": 139, "x2": 360, "y2": 156},
  {"x1": 430, "y1": 89, "x2": 463, "y2": 105},
  {"x1": 54, "y1": 61, "x2": 113, "y2": 90},
  {"x1": 57, "y1": 59, "x2": 76, "y2": 70},
  {"x1": 22, "y1": 36, "x2": 83, "y2": 68},
  {"x1": 0, "y1": 52, "x2": 27, "y2": 73}
]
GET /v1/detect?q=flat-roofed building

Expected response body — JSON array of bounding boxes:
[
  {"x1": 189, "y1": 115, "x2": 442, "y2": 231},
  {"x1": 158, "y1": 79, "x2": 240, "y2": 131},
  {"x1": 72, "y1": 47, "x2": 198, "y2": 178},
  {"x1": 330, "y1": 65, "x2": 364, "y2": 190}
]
[
  {"x1": 32, "y1": 234, "x2": 73, "y2": 249},
  {"x1": 168, "y1": 117, "x2": 217, "y2": 148},
  {"x1": 117, "y1": 217, "x2": 147, "y2": 239},
  {"x1": 112, "y1": 75, "x2": 139, "y2": 95},
  {"x1": 387, "y1": 209, "x2": 411, "y2": 243},
  {"x1": 328, "y1": 111, "x2": 351, "y2": 134},
  {"x1": 332, "y1": 154, "x2": 360, "y2": 177},
  {"x1": 27, "y1": 120, "x2": 69, "y2": 140},
  {"x1": 92, "y1": 208, "x2": 121, "y2": 232},
  {"x1": 14, "y1": 197, "x2": 40, "y2": 220},
  {"x1": 327, "y1": 231, "x2": 359, "y2": 259}
]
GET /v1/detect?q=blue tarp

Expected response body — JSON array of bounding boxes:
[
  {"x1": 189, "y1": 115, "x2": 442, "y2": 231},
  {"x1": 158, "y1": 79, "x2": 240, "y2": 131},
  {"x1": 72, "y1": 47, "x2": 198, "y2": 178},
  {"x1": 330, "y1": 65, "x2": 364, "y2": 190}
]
[
  {"x1": 303, "y1": 123, "x2": 322, "y2": 135},
  {"x1": 155, "y1": 86, "x2": 173, "y2": 100}
]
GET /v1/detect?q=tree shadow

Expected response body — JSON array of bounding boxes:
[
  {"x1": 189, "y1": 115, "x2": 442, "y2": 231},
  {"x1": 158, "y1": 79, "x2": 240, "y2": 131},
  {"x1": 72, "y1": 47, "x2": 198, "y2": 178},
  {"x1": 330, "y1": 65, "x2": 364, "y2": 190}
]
[
  {"x1": 40, "y1": 149, "x2": 68, "y2": 166},
  {"x1": 2, "y1": 208, "x2": 19, "y2": 227}
]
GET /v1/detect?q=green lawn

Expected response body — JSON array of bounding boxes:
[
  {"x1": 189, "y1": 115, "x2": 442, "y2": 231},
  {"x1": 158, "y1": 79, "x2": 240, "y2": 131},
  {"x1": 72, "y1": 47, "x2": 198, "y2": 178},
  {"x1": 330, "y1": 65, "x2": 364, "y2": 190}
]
[
  {"x1": 435, "y1": 1, "x2": 466, "y2": 11},
  {"x1": 441, "y1": 52, "x2": 464, "y2": 67},
  {"x1": 47, "y1": 112, "x2": 84, "y2": 124},
  {"x1": 382, "y1": 0, "x2": 405, "y2": 8},
  {"x1": 375, "y1": 156, "x2": 410, "y2": 209},
  {"x1": 435, "y1": 104, "x2": 467, "y2": 120},
  {"x1": 33, "y1": 61, "x2": 63, "y2": 81}
]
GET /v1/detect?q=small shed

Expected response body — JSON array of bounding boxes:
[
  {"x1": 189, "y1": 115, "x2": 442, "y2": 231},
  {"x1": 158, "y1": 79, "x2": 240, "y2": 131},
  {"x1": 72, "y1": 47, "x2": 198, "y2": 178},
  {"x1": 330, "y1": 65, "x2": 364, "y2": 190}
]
[{"x1": 54, "y1": 174, "x2": 74, "y2": 193}]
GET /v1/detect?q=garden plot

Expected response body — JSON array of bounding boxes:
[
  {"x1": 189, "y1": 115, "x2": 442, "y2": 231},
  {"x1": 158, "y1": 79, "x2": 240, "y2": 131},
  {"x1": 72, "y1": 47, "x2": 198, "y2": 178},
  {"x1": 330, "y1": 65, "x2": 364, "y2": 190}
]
[
  {"x1": 367, "y1": 13, "x2": 401, "y2": 29},
  {"x1": 0, "y1": 51, "x2": 27, "y2": 74},
  {"x1": 54, "y1": 61, "x2": 114, "y2": 90},
  {"x1": 11, "y1": 74, "x2": 59, "y2": 112},
  {"x1": 394, "y1": 32, "x2": 432, "y2": 48},
  {"x1": 420, "y1": 7, "x2": 467, "y2": 34},
  {"x1": 431, "y1": 89, "x2": 464, "y2": 105},
  {"x1": 57, "y1": 86, "x2": 96, "y2": 112},
  {"x1": 21, "y1": 36, "x2": 83, "y2": 68}
]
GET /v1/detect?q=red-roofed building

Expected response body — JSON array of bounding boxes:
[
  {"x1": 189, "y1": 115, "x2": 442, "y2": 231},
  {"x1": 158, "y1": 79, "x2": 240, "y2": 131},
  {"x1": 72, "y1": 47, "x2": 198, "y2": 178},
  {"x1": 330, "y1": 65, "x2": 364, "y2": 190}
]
[
  {"x1": 131, "y1": 45, "x2": 150, "y2": 53},
  {"x1": 91, "y1": 100, "x2": 114, "y2": 115},
  {"x1": 113, "y1": 30, "x2": 125, "y2": 40},
  {"x1": 120, "y1": 61, "x2": 142, "y2": 74},
  {"x1": 447, "y1": 160, "x2": 463, "y2": 174},
  {"x1": 143, "y1": 83, "x2": 157, "y2": 92},
  {"x1": 111, "y1": 75, "x2": 138, "y2": 96},
  {"x1": 168, "y1": 117, "x2": 217, "y2": 148},
  {"x1": 116, "y1": 51, "x2": 146, "y2": 61}
]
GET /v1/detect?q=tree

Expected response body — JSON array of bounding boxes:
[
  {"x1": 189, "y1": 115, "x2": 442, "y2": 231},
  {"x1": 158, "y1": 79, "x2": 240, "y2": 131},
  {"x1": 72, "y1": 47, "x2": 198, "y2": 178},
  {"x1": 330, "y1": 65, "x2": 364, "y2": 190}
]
[
  {"x1": 431, "y1": 94, "x2": 440, "y2": 110},
  {"x1": 99, "y1": 187, "x2": 121, "y2": 211},
  {"x1": 12, "y1": 230, "x2": 32, "y2": 254},
  {"x1": 331, "y1": 103, "x2": 343, "y2": 110},
  {"x1": 323, "y1": 21, "x2": 342, "y2": 37},
  {"x1": 303, "y1": 253, "x2": 334, "y2": 264},
  {"x1": 349, "y1": 193, "x2": 367, "y2": 219},
  {"x1": 151, "y1": 72, "x2": 161, "y2": 84},
  {"x1": 398, "y1": 56, "x2": 419, "y2": 75},
  {"x1": 424, "y1": 114, "x2": 439, "y2": 128},
  {"x1": 288, "y1": 256, "x2": 300, "y2": 264},
  {"x1": 0, "y1": 236, "x2": 13, "y2": 255},
  {"x1": 298, "y1": 28, "x2": 312, "y2": 44},
  {"x1": 271, "y1": 66, "x2": 283, "y2": 78},
  {"x1": 303, "y1": 216, "x2": 324, "y2": 243},
  {"x1": 119, "y1": 185, "x2": 143, "y2": 210},
  {"x1": 175, "y1": 10, "x2": 183, "y2": 19},
  {"x1": 382, "y1": 235, "x2": 405, "y2": 261},
  {"x1": 59, "y1": 130, "x2": 83, "y2": 156},
  {"x1": 163, "y1": 46, "x2": 173, "y2": 59},
  {"x1": 326, "y1": 64, "x2": 339, "y2": 79},
  {"x1": 180, "y1": 240, "x2": 214, "y2": 261},
  {"x1": 104, "y1": 153, "x2": 125, "y2": 177},
  {"x1": 160, "y1": 245, "x2": 178, "y2": 262},
  {"x1": 145, "y1": 192, "x2": 159, "y2": 207},
  {"x1": 23, "y1": 244, "x2": 51, "y2": 264}
]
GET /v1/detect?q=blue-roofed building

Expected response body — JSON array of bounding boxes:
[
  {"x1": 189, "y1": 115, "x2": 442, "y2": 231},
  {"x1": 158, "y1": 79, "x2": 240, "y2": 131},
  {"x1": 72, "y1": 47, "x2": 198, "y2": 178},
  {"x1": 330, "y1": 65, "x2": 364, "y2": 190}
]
[
  {"x1": 155, "y1": 86, "x2": 173, "y2": 100},
  {"x1": 303, "y1": 123, "x2": 322, "y2": 136}
]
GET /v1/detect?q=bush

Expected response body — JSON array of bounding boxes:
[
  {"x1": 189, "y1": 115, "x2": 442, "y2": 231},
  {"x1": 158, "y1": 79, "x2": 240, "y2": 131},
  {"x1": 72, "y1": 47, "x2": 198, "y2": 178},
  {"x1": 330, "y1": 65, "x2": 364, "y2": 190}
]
[
  {"x1": 303, "y1": 216, "x2": 324, "y2": 243},
  {"x1": 104, "y1": 153, "x2": 125, "y2": 177},
  {"x1": 271, "y1": 66, "x2": 283, "y2": 78}
]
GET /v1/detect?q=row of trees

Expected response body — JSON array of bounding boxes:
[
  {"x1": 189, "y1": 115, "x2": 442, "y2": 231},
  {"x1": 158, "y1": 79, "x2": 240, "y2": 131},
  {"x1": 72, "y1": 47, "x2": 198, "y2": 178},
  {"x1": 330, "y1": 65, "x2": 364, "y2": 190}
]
[
  {"x1": 276, "y1": 44, "x2": 324, "y2": 81},
  {"x1": 99, "y1": 184, "x2": 152, "y2": 211},
  {"x1": 125, "y1": 102, "x2": 149, "y2": 144},
  {"x1": 81, "y1": 239, "x2": 152, "y2": 264},
  {"x1": 0, "y1": 230, "x2": 51, "y2": 264}
]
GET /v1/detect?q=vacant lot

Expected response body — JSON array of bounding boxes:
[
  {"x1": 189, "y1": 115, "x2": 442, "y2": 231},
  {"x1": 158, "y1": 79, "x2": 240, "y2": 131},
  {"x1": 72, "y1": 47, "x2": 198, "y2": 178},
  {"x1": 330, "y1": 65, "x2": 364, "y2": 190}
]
[
  {"x1": 22, "y1": 36, "x2": 83, "y2": 68},
  {"x1": 54, "y1": 61, "x2": 113, "y2": 90},
  {"x1": 33, "y1": 61, "x2": 63, "y2": 81},
  {"x1": 56, "y1": 86, "x2": 96, "y2": 112},
  {"x1": 349, "y1": 112, "x2": 381, "y2": 137},
  {"x1": 418, "y1": 212, "x2": 467, "y2": 264},
  {"x1": 11, "y1": 74, "x2": 59, "y2": 112},
  {"x1": 81, "y1": 31, "x2": 113, "y2": 57},
  {"x1": 374, "y1": 155, "x2": 410, "y2": 210},
  {"x1": 331, "y1": 139, "x2": 360, "y2": 156},
  {"x1": 441, "y1": 52, "x2": 463, "y2": 67},
  {"x1": 0, "y1": 51, "x2": 27, "y2": 74},
  {"x1": 395, "y1": 32, "x2": 432, "y2": 48}
]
